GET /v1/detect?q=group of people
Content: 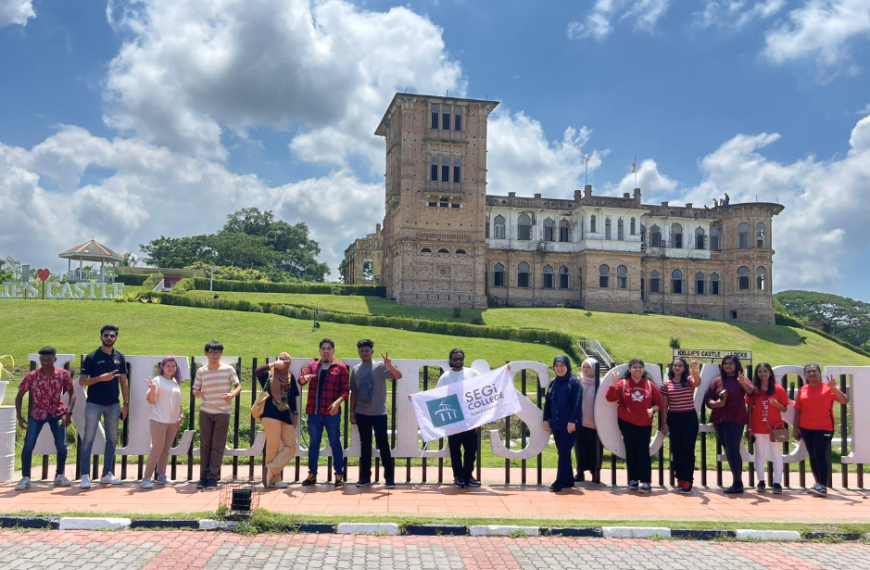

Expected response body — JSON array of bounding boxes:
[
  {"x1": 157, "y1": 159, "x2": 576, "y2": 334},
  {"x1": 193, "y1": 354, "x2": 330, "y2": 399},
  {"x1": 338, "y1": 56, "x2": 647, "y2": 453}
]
[
  {"x1": 543, "y1": 353, "x2": 849, "y2": 496},
  {"x1": 13, "y1": 328, "x2": 849, "y2": 498}
]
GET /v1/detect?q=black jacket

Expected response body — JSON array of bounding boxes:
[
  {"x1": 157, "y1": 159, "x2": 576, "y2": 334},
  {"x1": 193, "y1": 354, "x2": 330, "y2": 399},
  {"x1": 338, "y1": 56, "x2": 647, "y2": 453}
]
[{"x1": 543, "y1": 375, "x2": 583, "y2": 430}]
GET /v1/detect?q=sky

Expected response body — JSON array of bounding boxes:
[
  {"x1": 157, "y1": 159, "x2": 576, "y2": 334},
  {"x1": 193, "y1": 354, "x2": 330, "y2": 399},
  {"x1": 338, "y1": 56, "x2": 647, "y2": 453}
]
[{"x1": 1, "y1": 0, "x2": 869, "y2": 301}]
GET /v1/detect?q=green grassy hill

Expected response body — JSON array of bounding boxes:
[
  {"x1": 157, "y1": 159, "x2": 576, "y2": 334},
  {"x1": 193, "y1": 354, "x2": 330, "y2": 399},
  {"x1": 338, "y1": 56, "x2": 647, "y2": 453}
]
[
  {"x1": 776, "y1": 289, "x2": 870, "y2": 351},
  {"x1": 187, "y1": 290, "x2": 869, "y2": 367}
]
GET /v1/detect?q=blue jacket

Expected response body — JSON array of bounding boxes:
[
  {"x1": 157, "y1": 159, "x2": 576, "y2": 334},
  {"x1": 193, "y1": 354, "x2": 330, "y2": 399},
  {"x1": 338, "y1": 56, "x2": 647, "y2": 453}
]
[{"x1": 543, "y1": 375, "x2": 583, "y2": 430}]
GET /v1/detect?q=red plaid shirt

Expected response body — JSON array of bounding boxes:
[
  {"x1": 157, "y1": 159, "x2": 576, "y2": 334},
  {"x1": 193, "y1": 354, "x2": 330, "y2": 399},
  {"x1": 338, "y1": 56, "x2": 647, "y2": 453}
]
[
  {"x1": 302, "y1": 360, "x2": 349, "y2": 415},
  {"x1": 20, "y1": 368, "x2": 74, "y2": 421}
]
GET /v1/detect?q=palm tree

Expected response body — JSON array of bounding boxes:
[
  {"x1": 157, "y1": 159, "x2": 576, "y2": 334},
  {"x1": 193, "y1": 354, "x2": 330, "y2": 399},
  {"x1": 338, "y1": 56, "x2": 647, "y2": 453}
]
[{"x1": 119, "y1": 252, "x2": 139, "y2": 267}]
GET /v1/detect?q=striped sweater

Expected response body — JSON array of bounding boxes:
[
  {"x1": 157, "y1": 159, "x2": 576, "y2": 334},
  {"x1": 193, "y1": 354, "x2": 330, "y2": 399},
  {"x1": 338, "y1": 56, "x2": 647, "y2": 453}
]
[{"x1": 194, "y1": 364, "x2": 240, "y2": 414}]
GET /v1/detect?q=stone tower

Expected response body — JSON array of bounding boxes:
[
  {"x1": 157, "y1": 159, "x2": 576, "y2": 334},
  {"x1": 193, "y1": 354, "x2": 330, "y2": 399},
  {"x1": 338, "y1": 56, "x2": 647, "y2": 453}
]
[{"x1": 375, "y1": 94, "x2": 499, "y2": 308}]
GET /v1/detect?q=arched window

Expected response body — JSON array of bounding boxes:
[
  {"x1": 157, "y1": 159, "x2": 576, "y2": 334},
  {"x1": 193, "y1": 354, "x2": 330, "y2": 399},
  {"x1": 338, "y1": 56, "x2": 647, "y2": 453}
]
[
  {"x1": 756, "y1": 222, "x2": 765, "y2": 248},
  {"x1": 672, "y1": 269, "x2": 684, "y2": 294},
  {"x1": 695, "y1": 226, "x2": 706, "y2": 250},
  {"x1": 617, "y1": 265, "x2": 628, "y2": 289},
  {"x1": 421, "y1": 248, "x2": 432, "y2": 253},
  {"x1": 559, "y1": 219, "x2": 570, "y2": 242},
  {"x1": 518, "y1": 214, "x2": 532, "y2": 241},
  {"x1": 672, "y1": 223, "x2": 683, "y2": 249},
  {"x1": 695, "y1": 272, "x2": 705, "y2": 295},
  {"x1": 518, "y1": 262, "x2": 531, "y2": 288},
  {"x1": 455, "y1": 249, "x2": 466, "y2": 254},
  {"x1": 710, "y1": 272, "x2": 721, "y2": 295},
  {"x1": 543, "y1": 218, "x2": 555, "y2": 242},
  {"x1": 543, "y1": 265, "x2": 554, "y2": 289},
  {"x1": 650, "y1": 224, "x2": 662, "y2": 247},
  {"x1": 494, "y1": 215, "x2": 506, "y2": 239},
  {"x1": 757, "y1": 266, "x2": 766, "y2": 290},
  {"x1": 630, "y1": 217, "x2": 636, "y2": 235},
  {"x1": 617, "y1": 219, "x2": 624, "y2": 241},
  {"x1": 590, "y1": 215, "x2": 597, "y2": 234},
  {"x1": 738, "y1": 222, "x2": 750, "y2": 249},
  {"x1": 605, "y1": 218, "x2": 612, "y2": 240},
  {"x1": 599, "y1": 264, "x2": 610, "y2": 288},
  {"x1": 559, "y1": 266, "x2": 570, "y2": 289},
  {"x1": 738, "y1": 266, "x2": 750, "y2": 290},
  {"x1": 438, "y1": 248, "x2": 449, "y2": 253},
  {"x1": 493, "y1": 262, "x2": 505, "y2": 287},
  {"x1": 650, "y1": 270, "x2": 661, "y2": 293}
]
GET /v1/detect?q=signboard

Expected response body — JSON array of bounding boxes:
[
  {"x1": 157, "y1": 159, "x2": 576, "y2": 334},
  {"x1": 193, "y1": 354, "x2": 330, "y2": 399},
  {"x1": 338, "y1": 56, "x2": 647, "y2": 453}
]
[
  {"x1": 673, "y1": 348, "x2": 752, "y2": 361},
  {"x1": 0, "y1": 281, "x2": 124, "y2": 300}
]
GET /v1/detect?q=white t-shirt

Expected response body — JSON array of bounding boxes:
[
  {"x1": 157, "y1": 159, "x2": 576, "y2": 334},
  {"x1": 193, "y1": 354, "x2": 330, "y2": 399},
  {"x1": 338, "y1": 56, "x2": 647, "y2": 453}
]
[
  {"x1": 149, "y1": 375, "x2": 182, "y2": 424},
  {"x1": 436, "y1": 367, "x2": 480, "y2": 388}
]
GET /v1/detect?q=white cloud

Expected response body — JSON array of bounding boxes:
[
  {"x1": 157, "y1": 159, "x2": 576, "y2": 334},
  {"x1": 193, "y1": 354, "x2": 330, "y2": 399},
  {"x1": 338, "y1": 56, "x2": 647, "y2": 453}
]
[
  {"x1": 486, "y1": 109, "x2": 607, "y2": 198},
  {"x1": 567, "y1": 0, "x2": 672, "y2": 41},
  {"x1": 0, "y1": 128, "x2": 382, "y2": 276},
  {"x1": 612, "y1": 158, "x2": 678, "y2": 196},
  {"x1": 763, "y1": 0, "x2": 870, "y2": 77},
  {"x1": 694, "y1": 0, "x2": 786, "y2": 29},
  {"x1": 103, "y1": 0, "x2": 464, "y2": 168},
  {"x1": 0, "y1": 0, "x2": 34, "y2": 27},
  {"x1": 857, "y1": 103, "x2": 870, "y2": 114}
]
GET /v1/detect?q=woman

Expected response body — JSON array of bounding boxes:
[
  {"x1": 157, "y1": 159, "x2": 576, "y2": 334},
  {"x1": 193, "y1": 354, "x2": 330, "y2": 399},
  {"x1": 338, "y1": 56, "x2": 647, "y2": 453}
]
[
  {"x1": 793, "y1": 363, "x2": 849, "y2": 496},
  {"x1": 543, "y1": 356, "x2": 582, "y2": 492},
  {"x1": 662, "y1": 357, "x2": 701, "y2": 494},
  {"x1": 256, "y1": 353, "x2": 300, "y2": 488},
  {"x1": 574, "y1": 358, "x2": 603, "y2": 484},
  {"x1": 606, "y1": 359, "x2": 663, "y2": 493},
  {"x1": 746, "y1": 363, "x2": 790, "y2": 494},
  {"x1": 704, "y1": 355, "x2": 755, "y2": 494},
  {"x1": 141, "y1": 356, "x2": 184, "y2": 489}
]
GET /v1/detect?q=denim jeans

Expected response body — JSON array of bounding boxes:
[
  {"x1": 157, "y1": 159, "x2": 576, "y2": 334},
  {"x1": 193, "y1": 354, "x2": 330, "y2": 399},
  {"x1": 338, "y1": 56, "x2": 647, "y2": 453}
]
[
  {"x1": 307, "y1": 413, "x2": 344, "y2": 477},
  {"x1": 21, "y1": 415, "x2": 67, "y2": 478},
  {"x1": 80, "y1": 402, "x2": 121, "y2": 477}
]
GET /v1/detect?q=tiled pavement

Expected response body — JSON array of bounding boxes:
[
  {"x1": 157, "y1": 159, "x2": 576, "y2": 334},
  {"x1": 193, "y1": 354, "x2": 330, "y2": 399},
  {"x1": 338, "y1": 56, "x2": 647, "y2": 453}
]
[{"x1": 0, "y1": 531, "x2": 869, "y2": 570}]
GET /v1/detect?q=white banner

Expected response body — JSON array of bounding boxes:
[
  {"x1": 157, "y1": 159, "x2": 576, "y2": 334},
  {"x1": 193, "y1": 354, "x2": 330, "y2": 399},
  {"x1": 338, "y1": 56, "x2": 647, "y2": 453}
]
[{"x1": 410, "y1": 365, "x2": 520, "y2": 442}]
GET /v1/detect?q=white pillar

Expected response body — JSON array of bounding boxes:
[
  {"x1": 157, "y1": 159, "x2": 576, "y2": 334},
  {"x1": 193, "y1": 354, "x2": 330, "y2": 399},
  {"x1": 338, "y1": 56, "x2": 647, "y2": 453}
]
[
  {"x1": 100, "y1": 259, "x2": 105, "y2": 282},
  {"x1": 79, "y1": 258, "x2": 83, "y2": 280},
  {"x1": 67, "y1": 258, "x2": 71, "y2": 280}
]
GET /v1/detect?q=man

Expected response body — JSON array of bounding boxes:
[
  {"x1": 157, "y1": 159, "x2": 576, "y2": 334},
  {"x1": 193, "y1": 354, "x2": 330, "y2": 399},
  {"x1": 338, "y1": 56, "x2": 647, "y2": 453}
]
[
  {"x1": 193, "y1": 340, "x2": 242, "y2": 490},
  {"x1": 299, "y1": 339, "x2": 349, "y2": 487},
  {"x1": 14, "y1": 347, "x2": 76, "y2": 490},
  {"x1": 79, "y1": 325, "x2": 129, "y2": 489},
  {"x1": 437, "y1": 348, "x2": 481, "y2": 489},
  {"x1": 349, "y1": 339, "x2": 403, "y2": 489}
]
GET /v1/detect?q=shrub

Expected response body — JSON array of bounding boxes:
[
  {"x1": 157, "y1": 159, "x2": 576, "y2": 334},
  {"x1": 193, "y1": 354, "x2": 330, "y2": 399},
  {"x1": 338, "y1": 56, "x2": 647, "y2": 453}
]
[
  {"x1": 191, "y1": 277, "x2": 386, "y2": 297},
  {"x1": 140, "y1": 273, "x2": 164, "y2": 294},
  {"x1": 776, "y1": 312, "x2": 870, "y2": 358},
  {"x1": 669, "y1": 337, "x2": 681, "y2": 350},
  {"x1": 114, "y1": 274, "x2": 150, "y2": 286}
]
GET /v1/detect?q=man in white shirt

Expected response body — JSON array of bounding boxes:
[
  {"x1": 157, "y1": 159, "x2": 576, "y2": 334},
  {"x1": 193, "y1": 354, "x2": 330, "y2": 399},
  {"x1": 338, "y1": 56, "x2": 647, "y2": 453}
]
[{"x1": 436, "y1": 348, "x2": 481, "y2": 489}]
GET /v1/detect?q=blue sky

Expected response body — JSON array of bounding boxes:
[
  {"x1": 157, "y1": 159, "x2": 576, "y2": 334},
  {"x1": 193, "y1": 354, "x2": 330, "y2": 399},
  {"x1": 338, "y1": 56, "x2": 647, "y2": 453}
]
[{"x1": 1, "y1": 0, "x2": 869, "y2": 301}]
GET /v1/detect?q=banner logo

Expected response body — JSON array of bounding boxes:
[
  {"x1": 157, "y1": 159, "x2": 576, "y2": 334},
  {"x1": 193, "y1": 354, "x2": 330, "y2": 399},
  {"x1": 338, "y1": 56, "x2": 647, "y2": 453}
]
[{"x1": 427, "y1": 395, "x2": 465, "y2": 427}]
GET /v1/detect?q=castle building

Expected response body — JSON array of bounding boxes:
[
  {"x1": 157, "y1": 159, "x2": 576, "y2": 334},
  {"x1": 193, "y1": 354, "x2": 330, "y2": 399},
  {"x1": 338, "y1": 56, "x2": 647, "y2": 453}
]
[
  {"x1": 365, "y1": 93, "x2": 783, "y2": 323},
  {"x1": 340, "y1": 224, "x2": 383, "y2": 285}
]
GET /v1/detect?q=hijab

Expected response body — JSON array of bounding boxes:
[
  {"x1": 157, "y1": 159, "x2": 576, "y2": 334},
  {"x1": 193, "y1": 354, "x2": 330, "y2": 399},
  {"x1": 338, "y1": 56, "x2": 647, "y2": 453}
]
[
  {"x1": 271, "y1": 352, "x2": 292, "y2": 402},
  {"x1": 552, "y1": 355, "x2": 573, "y2": 380},
  {"x1": 580, "y1": 357, "x2": 598, "y2": 387}
]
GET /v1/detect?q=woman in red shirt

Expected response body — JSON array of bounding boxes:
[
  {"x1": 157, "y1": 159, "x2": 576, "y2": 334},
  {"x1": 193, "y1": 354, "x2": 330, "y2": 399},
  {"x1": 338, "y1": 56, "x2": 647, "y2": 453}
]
[
  {"x1": 793, "y1": 363, "x2": 849, "y2": 496},
  {"x1": 605, "y1": 359, "x2": 663, "y2": 493},
  {"x1": 746, "y1": 363, "x2": 790, "y2": 494},
  {"x1": 661, "y1": 357, "x2": 701, "y2": 494}
]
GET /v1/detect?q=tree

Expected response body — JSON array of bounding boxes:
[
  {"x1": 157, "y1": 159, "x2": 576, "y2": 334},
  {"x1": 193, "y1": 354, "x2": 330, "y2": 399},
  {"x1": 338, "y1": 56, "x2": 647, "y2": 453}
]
[
  {"x1": 0, "y1": 256, "x2": 20, "y2": 282},
  {"x1": 119, "y1": 252, "x2": 139, "y2": 267}
]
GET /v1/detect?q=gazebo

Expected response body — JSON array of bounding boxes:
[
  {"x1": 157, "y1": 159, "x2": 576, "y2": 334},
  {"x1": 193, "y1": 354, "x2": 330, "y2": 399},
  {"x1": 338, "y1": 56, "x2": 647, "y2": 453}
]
[{"x1": 59, "y1": 239, "x2": 123, "y2": 283}]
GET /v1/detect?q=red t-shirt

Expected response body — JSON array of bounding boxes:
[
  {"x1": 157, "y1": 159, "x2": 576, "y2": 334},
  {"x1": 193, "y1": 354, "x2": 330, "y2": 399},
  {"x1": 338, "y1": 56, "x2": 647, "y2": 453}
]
[
  {"x1": 19, "y1": 367, "x2": 74, "y2": 421},
  {"x1": 606, "y1": 378, "x2": 663, "y2": 427},
  {"x1": 794, "y1": 382, "x2": 837, "y2": 431},
  {"x1": 745, "y1": 384, "x2": 791, "y2": 434}
]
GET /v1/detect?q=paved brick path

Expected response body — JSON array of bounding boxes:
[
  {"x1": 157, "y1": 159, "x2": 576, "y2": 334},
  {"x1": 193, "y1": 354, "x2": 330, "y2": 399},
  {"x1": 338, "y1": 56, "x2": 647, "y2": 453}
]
[{"x1": 1, "y1": 531, "x2": 869, "y2": 570}]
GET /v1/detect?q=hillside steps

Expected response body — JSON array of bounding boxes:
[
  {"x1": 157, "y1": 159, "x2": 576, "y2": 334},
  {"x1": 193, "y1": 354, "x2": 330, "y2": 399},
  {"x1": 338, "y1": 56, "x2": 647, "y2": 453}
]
[{"x1": 578, "y1": 340, "x2": 615, "y2": 377}]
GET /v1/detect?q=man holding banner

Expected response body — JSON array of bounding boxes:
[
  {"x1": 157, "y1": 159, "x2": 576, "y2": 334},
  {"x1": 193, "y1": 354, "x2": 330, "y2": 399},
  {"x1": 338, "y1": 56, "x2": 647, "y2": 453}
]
[{"x1": 411, "y1": 349, "x2": 518, "y2": 489}]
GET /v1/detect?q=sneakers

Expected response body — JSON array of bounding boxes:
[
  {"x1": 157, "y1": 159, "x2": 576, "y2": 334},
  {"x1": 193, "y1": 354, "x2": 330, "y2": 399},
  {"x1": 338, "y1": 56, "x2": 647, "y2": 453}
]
[
  {"x1": 724, "y1": 484, "x2": 745, "y2": 494},
  {"x1": 640, "y1": 483, "x2": 652, "y2": 493},
  {"x1": 14, "y1": 477, "x2": 30, "y2": 491},
  {"x1": 809, "y1": 483, "x2": 828, "y2": 496},
  {"x1": 466, "y1": 477, "x2": 482, "y2": 488},
  {"x1": 384, "y1": 481, "x2": 396, "y2": 490},
  {"x1": 772, "y1": 483, "x2": 783, "y2": 494},
  {"x1": 628, "y1": 480, "x2": 639, "y2": 491},
  {"x1": 205, "y1": 478, "x2": 218, "y2": 490},
  {"x1": 54, "y1": 474, "x2": 71, "y2": 487},
  {"x1": 196, "y1": 479, "x2": 207, "y2": 490},
  {"x1": 756, "y1": 481, "x2": 766, "y2": 492},
  {"x1": 80, "y1": 475, "x2": 91, "y2": 489},
  {"x1": 454, "y1": 478, "x2": 466, "y2": 489},
  {"x1": 100, "y1": 473, "x2": 122, "y2": 485},
  {"x1": 271, "y1": 481, "x2": 290, "y2": 489},
  {"x1": 302, "y1": 473, "x2": 317, "y2": 486},
  {"x1": 355, "y1": 479, "x2": 373, "y2": 488},
  {"x1": 680, "y1": 482, "x2": 693, "y2": 495},
  {"x1": 155, "y1": 476, "x2": 174, "y2": 485},
  {"x1": 548, "y1": 483, "x2": 563, "y2": 493},
  {"x1": 141, "y1": 479, "x2": 154, "y2": 489},
  {"x1": 334, "y1": 474, "x2": 345, "y2": 487}
]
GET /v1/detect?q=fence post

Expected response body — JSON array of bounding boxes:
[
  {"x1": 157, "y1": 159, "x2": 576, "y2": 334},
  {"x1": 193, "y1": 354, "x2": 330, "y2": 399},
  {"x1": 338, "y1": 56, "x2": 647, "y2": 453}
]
[
  {"x1": 537, "y1": 370, "x2": 543, "y2": 487},
  {"x1": 837, "y1": 374, "x2": 847, "y2": 489},
  {"x1": 521, "y1": 369, "x2": 527, "y2": 486},
  {"x1": 231, "y1": 358, "x2": 241, "y2": 480},
  {"x1": 747, "y1": 363, "x2": 755, "y2": 489},
  {"x1": 250, "y1": 358, "x2": 257, "y2": 482},
  {"x1": 438, "y1": 367, "x2": 444, "y2": 484},
  {"x1": 657, "y1": 363, "x2": 664, "y2": 487},
  {"x1": 782, "y1": 373, "x2": 790, "y2": 489},
  {"x1": 505, "y1": 361, "x2": 511, "y2": 486},
  {"x1": 188, "y1": 360, "x2": 196, "y2": 482},
  {"x1": 422, "y1": 366, "x2": 428, "y2": 484},
  {"x1": 700, "y1": 399, "x2": 707, "y2": 488},
  {"x1": 797, "y1": 376, "x2": 805, "y2": 488}
]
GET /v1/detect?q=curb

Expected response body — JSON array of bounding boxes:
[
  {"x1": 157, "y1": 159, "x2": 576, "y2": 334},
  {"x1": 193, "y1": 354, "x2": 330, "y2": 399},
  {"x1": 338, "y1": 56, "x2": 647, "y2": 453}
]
[
  {"x1": 0, "y1": 516, "x2": 59, "y2": 530},
  {"x1": 298, "y1": 523, "x2": 336, "y2": 534},
  {"x1": 602, "y1": 526, "x2": 671, "y2": 539},
  {"x1": 671, "y1": 529, "x2": 736, "y2": 540},
  {"x1": 736, "y1": 529, "x2": 801, "y2": 541},
  {"x1": 543, "y1": 527, "x2": 603, "y2": 537},
  {"x1": 199, "y1": 519, "x2": 240, "y2": 531},
  {"x1": 469, "y1": 525, "x2": 540, "y2": 537},
  {"x1": 404, "y1": 523, "x2": 468, "y2": 536},
  {"x1": 802, "y1": 531, "x2": 864, "y2": 541},
  {"x1": 58, "y1": 517, "x2": 131, "y2": 531},
  {"x1": 337, "y1": 523, "x2": 401, "y2": 535},
  {"x1": 130, "y1": 519, "x2": 200, "y2": 530}
]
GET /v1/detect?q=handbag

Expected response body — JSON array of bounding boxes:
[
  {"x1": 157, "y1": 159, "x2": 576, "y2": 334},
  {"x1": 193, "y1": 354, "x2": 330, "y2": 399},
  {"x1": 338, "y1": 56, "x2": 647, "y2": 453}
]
[
  {"x1": 251, "y1": 390, "x2": 270, "y2": 419},
  {"x1": 768, "y1": 421, "x2": 790, "y2": 443}
]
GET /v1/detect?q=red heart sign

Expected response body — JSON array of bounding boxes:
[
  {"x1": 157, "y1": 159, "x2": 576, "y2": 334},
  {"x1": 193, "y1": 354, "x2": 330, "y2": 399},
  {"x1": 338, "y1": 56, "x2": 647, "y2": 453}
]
[{"x1": 37, "y1": 269, "x2": 51, "y2": 282}]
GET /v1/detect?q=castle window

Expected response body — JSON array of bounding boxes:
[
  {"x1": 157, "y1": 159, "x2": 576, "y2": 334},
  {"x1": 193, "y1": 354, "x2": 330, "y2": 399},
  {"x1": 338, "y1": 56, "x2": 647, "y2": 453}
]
[
  {"x1": 695, "y1": 272, "x2": 705, "y2": 295},
  {"x1": 494, "y1": 215, "x2": 506, "y2": 239},
  {"x1": 493, "y1": 262, "x2": 505, "y2": 287},
  {"x1": 617, "y1": 265, "x2": 628, "y2": 289},
  {"x1": 590, "y1": 215, "x2": 597, "y2": 233},
  {"x1": 430, "y1": 156, "x2": 438, "y2": 181},
  {"x1": 756, "y1": 266, "x2": 766, "y2": 290},
  {"x1": 451, "y1": 203, "x2": 460, "y2": 208},
  {"x1": 428, "y1": 202, "x2": 437, "y2": 207},
  {"x1": 453, "y1": 157, "x2": 461, "y2": 184},
  {"x1": 518, "y1": 262, "x2": 531, "y2": 288},
  {"x1": 559, "y1": 219, "x2": 570, "y2": 242},
  {"x1": 454, "y1": 106, "x2": 462, "y2": 131},
  {"x1": 421, "y1": 248, "x2": 432, "y2": 252},
  {"x1": 650, "y1": 224, "x2": 662, "y2": 247},
  {"x1": 442, "y1": 162, "x2": 450, "y2": 182},
  {"x1": 431, "y1": 104, "x2": 439, "y2": 129},
  {"x1": 738, "y1": 222, "x2": 750, "y2": 249},
  {"x1": 543, "y1": 218, "x2": 555, "y2": 242},
  {"x1": 438, "y1": 248, "x2": 449, "y2": 253},
  {"x1": 710, "y1": 272, "x2": 720, "y2": 295},
  {"x1": 440, "y1": 197, "x2": 449, "y2": 208},
  {"x1": 543, "y1": 265, "x2": 554, "y2": 289},
  {"x1": 650, "y1": 270, "x2": 661, "y2": 293},
  {"x1": 559, "y1": 266, "x2": 570, "y2": 289},
  {"x1": 630, "y1": 217, "x2": 636, "y2": 235},
  {"x1": 456, "y1": 249, "x2": 466, "y2": 254},
  {"x1": 578, "y1": 267, "x2": 583, "y2": 296},
  {"x1": 617, "y1": 218, "x2": 624, "y2": 241},
  {"x1": 710, "y1": 227, "x2": 720, "y2": 251},
  {"x1": 756, "y1": 222, "x2": 765, "y2": 248},
  {"x1": 599, "y1": 264, "x2": 610, "y2": 288},
  {"x1": 695, "y1": 227, "x2": 706, "y2": 250},
  {"x1": 672, "y1": 269, "x2": 684, "y2": 294},
  {"x1": 738, "y1": 266, "x2": 750, "y2": 290},
  {"x1": 518, "y1": 214, "x2": 532, "y2": 240},
  {"x1": 442, "y1": 105, "x2": 451, "y2": 130},
  {"x1": 605, "y1": 218, "x2": 612, "y2": 240},
  {"x1": 672, "y1": 223, "x2": 683, "y2": 249}
]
